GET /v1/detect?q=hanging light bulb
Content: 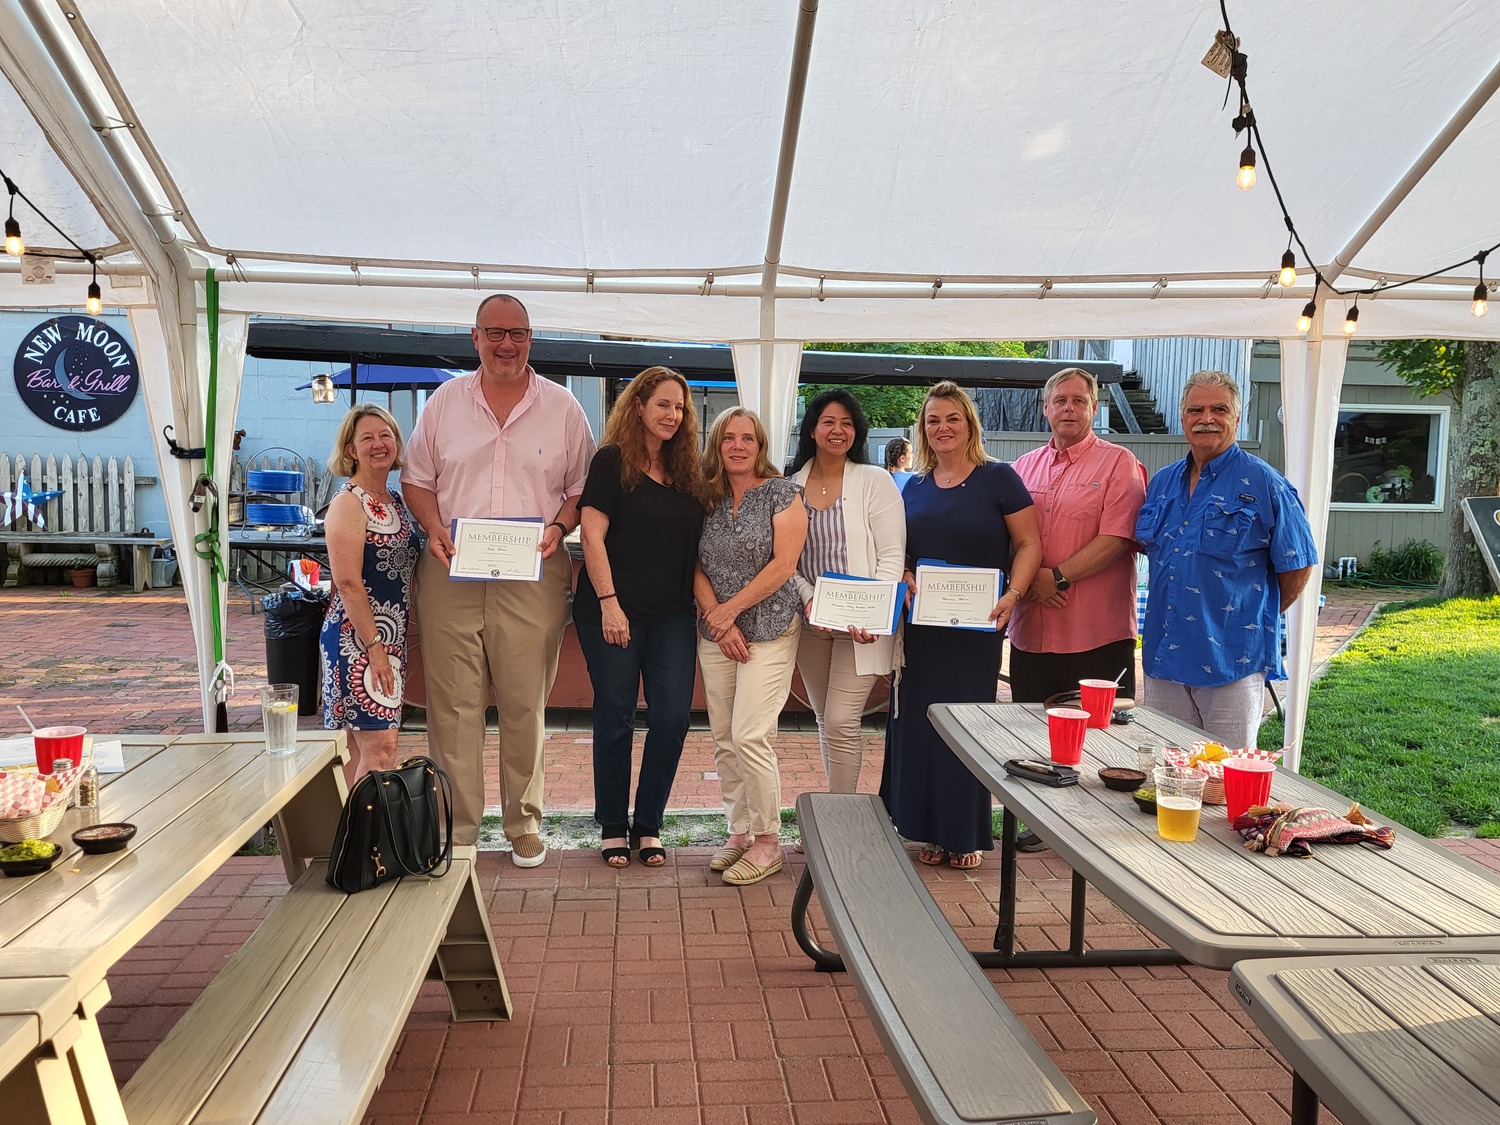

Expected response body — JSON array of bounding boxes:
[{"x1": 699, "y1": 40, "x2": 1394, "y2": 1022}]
[
  {"x1": 1473, "y1": 283, "x2": 1489, "y2": 318},
  {"x1": 1342, "y1": 304, "x2": 1359, "y2": 336},
  {"x1": 3, "y1": 216, "x2": 21, "y2": 257},
  {"x1": 1236, "y1": 145, "x2": 1257, "y2": 191},
  {"x1": 84, "y1": 260, "x2": 102, "y2": 315},
  {"x1": 1296, "y1": 300, "x2": 1317, "y2": 333},
  {"x1": 1278, "y1": 250, "x2": 1297, "y2": 288}
]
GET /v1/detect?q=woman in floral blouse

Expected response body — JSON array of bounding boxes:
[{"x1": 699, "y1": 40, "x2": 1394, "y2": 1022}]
[
  {"x1": 320, "y1": 404, "x2": 422, "y2": 784},
  {"x1": 695, "y1": 408, "x2": 807, "y2": 886}
]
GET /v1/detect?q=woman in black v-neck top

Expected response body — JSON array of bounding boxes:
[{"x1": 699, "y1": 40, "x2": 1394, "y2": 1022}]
[{"x1": 576, "y1": 367, "x2": 708, "y2": 869}]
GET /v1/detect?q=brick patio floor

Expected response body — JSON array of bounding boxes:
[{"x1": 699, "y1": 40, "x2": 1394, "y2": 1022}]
[{"x1": 0, "y1": 582, "x2": 1451, "y2": 1124}]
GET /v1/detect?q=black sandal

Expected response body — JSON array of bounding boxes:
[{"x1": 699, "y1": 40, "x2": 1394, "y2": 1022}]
[
  {"x1": 601, "y1": 844, "x2": 631, "y2": 868},
  {"x1": 631, "y1": 831, "x2": 667, "y2": 867}
]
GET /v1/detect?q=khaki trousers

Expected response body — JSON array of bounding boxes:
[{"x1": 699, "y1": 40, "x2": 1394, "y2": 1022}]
[
  {"x1": 796, "y1": 629, "x2": 878, "y2": 793},
  {"x1": 417, "y1": 549, "x2": 570, "y2": 845},
  {"x1": 698, "y1": 620, "x2": 800, "y2": 836}
]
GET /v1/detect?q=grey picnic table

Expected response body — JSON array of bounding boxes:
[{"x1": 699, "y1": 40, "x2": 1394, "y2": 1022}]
[
  {"x1": 0, "y1": 732, "x2": 510, "y2": 1124},
  {"x1": 1231, "y1": 952, "x2": 1500, "y2": 1125},
  {"x1": 928, "y1": 702, "x2": 1500, "y2": 970}
]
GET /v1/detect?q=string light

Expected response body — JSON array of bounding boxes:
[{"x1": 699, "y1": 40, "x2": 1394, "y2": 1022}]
[
  {"x1": 1215, "y1": 9, "x2": 1499, "y2": 334},
  {"x1": 86, "y1": 262, "x2": 102, "y2": 316},
  {"x1": 1278, "y1": 250, "x2": 1297, "y2": 288},
  {"x1": 1235, "y1": 145, "x2": 1256, "y2": 191},
  {"x1": 1, "y1": 165, "x2": 111, "y2": 313},
  {"x1": 3, "y1": 177, "x2": 20, "y2": 256}
]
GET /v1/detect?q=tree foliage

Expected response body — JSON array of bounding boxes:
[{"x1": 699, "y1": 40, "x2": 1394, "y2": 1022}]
[
  {"x1": 1375, "y1": 339, "x2": 1466, "y2": 399},
  {"x1": 801, "y1": 340, "x2": 1047, "y2": 428}
]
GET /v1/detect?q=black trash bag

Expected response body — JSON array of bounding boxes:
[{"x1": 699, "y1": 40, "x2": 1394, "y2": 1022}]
[{"x1": 260, "y1": 585, "x2": 330, "y2": 639}]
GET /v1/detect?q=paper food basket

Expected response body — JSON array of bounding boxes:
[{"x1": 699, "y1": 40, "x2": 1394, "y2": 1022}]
[{"x1": 0, "y1": 741, "x2": 90, "y2": 842}]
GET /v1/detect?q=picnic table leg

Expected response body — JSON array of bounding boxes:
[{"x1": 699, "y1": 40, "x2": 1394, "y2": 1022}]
[
  {"x1": 0, "y1": 1015, "x2": 86, "y2": 1125},
  {"x1": 432, "y1": 850, "x2": 513, "y2": 1021},
  {"x1": 272, "y1": 741, "x2": 350, "y2": 882},
  {"x1": 68, "y1": 983, "x2": 127, "y2": 1125},
  {"x1": 1290, "y1": 1072, "x2": 1320, "y2": 1125},
  {"x1": 790, "y1": 868, "x2": 845, "y2": 972},
  {"x1": 992, "y1": 807, "x2": 1021, "y2": 958}
]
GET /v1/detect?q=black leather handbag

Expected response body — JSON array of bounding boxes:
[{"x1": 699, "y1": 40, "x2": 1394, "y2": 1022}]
[{"x1": 327, "y1": 755, "x2": 453, "y2": 893}]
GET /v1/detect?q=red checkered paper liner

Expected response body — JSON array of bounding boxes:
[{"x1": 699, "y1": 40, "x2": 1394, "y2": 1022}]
[
  {"x1": 0, "y1": 763, "x2": 83, "y2": 820},
  {"x1": 1162, "y1": 745, "x2": 1285, "y2": 806}
]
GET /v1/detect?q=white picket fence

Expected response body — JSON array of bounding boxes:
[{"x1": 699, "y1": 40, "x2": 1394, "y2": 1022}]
[{"x1": 1, "y1": 451, "x2": 139, "y2": 536}]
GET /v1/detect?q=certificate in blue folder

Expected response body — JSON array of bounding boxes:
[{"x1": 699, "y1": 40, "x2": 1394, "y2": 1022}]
[{"x1": 807, "y1": 572, "x2": 907, "y2": 635}]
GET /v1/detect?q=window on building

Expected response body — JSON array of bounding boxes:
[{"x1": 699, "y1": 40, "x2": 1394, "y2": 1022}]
[{"x1": 1330, "y1": 405, "x2": 1448, "y2": 509}]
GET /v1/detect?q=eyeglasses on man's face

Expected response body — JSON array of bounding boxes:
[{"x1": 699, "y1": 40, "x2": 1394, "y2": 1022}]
[{"x1": 476, "y1": 326, "x2": 532, "y2": 343}]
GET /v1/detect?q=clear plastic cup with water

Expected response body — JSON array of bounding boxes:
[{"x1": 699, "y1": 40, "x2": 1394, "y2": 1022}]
[{"x1": 261, "y1": 684, "x2": 299, "y2": 756}]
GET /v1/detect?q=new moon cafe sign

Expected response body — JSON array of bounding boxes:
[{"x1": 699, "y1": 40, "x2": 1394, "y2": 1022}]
[{"x1": 13, "y1": 315, "x2": 140, "y2": 431}]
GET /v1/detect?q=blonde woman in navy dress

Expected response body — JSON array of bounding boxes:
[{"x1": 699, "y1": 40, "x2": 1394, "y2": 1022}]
[{"x1": 320, "y1": 404, "x2": 422, "y2": 784}]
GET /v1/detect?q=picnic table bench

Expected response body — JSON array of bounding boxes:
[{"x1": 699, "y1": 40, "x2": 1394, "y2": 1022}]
[
  {"x1": 791, "y1": 792, "x2": 1096, "y2": 1125},
  {"x1": 122, "y1": 851, "x2": 507, "y2": 1125},
  {"x1": 1231, "y1": 952, "x2": 1500, "y2": 1125}
]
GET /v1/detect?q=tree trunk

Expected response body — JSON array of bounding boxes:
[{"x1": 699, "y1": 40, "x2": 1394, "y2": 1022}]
[{"x1": 1440, "y1": 339, "x2": 1500, "y2": 596}]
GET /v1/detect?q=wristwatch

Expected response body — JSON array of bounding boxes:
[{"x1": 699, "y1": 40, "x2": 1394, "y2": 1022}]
[{"x1": 1052, "y1": 566, "x2": 1071, "y2": 592}]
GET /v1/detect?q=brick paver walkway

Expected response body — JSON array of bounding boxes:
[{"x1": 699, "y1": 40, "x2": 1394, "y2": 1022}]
[{"x1": 0, "y1": 581, "x2": 1410, "y2": 1124}]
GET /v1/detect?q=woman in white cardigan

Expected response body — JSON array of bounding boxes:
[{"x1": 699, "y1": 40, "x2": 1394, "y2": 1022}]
[{"x1": 790, "y1": 390, "x2": 907, "y2": 793}]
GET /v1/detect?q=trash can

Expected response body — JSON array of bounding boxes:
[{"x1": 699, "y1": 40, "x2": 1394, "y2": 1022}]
[{"x1": 261, "y1": 584, "x2": 330, "y2": 715}]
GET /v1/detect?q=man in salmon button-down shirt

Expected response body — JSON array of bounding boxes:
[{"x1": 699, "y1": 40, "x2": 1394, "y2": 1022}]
[
  {"x1": 403, "y1": 294, "x2": 596, "y2": 862},
  {"x1": 1009, "y1": 368, "x2": 1147, "y2": 711}
]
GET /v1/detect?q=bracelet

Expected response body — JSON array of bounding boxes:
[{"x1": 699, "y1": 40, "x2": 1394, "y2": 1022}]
[
  {"x1": 599, "y1": 593, "x2": 618, "y2": 601},
  {"x1": 1004, "y1": 586, "x2": 1024, "y2": 598},
  {"x1": 547, "y1": 520, "x2": 568, "y2": 535}
]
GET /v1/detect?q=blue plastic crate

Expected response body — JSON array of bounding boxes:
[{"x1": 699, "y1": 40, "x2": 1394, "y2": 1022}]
[
  {"x1": 245, "y1": 503, "x2": 309, "y2": 526},
  {"x1": 246, "y1": 468, "x2": 305, "y2": 493}
]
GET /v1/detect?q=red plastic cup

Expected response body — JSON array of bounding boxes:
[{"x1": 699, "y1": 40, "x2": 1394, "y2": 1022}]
[
  {"x1": 34, "y1": 725, "x2": 86, "y2": 773},
  {"x1": 1078, "y1": 679, "x2": 1118, "y2": 729},
  {"x1": 1046, "y1": 707, "x2": 1090, "y2": 766},
  {"x1": 1222, "y1": 758, "x2": 1276, "y2": 821}
]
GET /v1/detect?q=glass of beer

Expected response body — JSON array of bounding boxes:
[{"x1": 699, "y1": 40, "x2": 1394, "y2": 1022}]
[
  {"x1": 261, "y1": 684, "x2": 299, "y2": 756},
  {"x1": 1153, "y1": 765, "x2": 1208, "y2": 842}
]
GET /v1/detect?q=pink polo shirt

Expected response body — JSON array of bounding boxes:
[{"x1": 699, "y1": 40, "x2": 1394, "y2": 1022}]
[
  {"x1": 402, "y1": 368, "x2": 596, "y2": 528},
  {"x1": 1008, "y1": 430, "x2": 1146, "y2": 655}
]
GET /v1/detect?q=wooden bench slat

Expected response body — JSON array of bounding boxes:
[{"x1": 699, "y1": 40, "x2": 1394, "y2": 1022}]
[
  {"x1": 251, "y1": 871, "x2": 470, "y2": 1124},
  {"x1": 798, "y1": 792, "x2": 1094, "y2": 1125},
  {"x1": 122, "y1": 859, "x2": 473, "y2": 1125}
]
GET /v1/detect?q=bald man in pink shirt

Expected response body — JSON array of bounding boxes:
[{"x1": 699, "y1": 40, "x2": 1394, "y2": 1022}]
[
  {"x1": 403, "y1": 294, "x2": 596, "y2": 862},
  {"x1": 1009, "y1": 368, "x2": 1146, "y2": 706}
]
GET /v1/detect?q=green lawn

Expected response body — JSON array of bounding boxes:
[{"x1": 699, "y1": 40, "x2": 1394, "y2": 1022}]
[{"x1": 1258, "y1": 595, "x2": 1500, "y2": 837}]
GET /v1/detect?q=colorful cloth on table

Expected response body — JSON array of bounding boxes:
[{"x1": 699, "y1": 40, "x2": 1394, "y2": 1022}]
[
  {"x1": 320, "y1": 484, "x2": 421, "y2": 730},
  {"x1": 1233, "y1": 801, "x2": 1396, "y2": 857}
]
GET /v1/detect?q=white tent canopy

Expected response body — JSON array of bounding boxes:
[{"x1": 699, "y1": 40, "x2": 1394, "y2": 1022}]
[{"x1": 4, "y1": 0, "x2": 1499, "y2": 759}]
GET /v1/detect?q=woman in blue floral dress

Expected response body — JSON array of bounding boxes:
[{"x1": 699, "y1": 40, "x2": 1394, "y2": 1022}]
[{"x1": 320, "y1": 404, "x2": 421, "y2": 782}]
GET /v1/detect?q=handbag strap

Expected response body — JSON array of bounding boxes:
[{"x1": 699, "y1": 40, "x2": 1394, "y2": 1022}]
[{"x1": 373, "y1": 758, "x2": 453, "y2": 878}]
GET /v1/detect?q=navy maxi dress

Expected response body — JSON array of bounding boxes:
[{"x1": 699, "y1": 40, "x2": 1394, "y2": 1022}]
[{"x1": 880, "y1": 462, "x2": 1034, "y2": 854}]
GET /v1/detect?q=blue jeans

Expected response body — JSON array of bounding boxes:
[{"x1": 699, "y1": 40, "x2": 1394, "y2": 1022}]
[{"x1": 576, "y1": 607, "x2": 697, "y2": 840}]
